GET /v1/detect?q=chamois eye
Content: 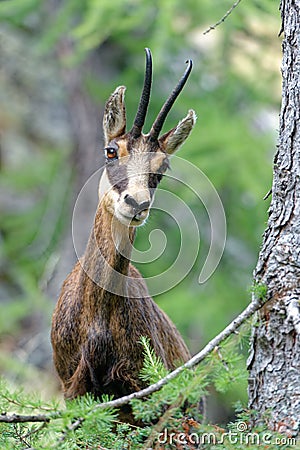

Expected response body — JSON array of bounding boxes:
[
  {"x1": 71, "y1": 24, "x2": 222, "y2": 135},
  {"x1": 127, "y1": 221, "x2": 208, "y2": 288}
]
[{"x1": 105, "y1": 147, "x2": 118, "y2": 160}]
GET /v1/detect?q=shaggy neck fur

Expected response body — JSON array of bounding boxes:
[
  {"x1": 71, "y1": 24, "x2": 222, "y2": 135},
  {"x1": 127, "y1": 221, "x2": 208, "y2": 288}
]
[{"x1": 80, "y1": 201, "x2": 136, "y2": 312}]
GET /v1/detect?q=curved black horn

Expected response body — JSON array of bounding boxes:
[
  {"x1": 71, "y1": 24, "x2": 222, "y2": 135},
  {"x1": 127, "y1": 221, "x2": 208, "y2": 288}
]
[
  {"x1": 130, "y1": 48, "x2": 152, "y2": 138},
  {"x1": 149, "y1": 59, "x2": 193, "y2": 141}
]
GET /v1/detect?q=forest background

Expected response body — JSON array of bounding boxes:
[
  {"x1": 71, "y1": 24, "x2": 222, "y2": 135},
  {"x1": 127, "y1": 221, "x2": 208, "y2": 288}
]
[{"x1": 0, "y1": 0, "x2": 280, "y2": 425}]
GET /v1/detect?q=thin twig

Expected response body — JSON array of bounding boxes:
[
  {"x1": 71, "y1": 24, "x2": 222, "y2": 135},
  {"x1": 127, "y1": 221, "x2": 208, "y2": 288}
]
[
  {"x1": 263, "y1": 188, "x2": 272, "y2": 200},
  {"x1": 13, "y1": 423, "x2": 31, "y2": 448},
  {"x1": 57, "y1": 417, "x2": 84, "y2": 442},
  {"x1": 215, "y1": 345, "x2": 229, "y2": 371},
  {"x1": 142, "y1": 394, "x2": 184, "y2": 450},
  {"x1": 1, "y1": 392, "x2": 55, "y2": 412},
  {"x1": 203, "y1": 0, "x2": 242, "y2": 35},
  {"x1": 23, "y1": 422, "x2": 48, "y2": 439}
]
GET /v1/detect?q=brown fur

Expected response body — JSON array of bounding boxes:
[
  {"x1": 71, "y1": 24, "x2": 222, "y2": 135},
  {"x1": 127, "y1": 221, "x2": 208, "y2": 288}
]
[
  {"x1": 51, "y1": 60, "x2": 196, "y2": 423},
  {"x1": 51, "y1": 199, "x2": 190, "y2": 422}
]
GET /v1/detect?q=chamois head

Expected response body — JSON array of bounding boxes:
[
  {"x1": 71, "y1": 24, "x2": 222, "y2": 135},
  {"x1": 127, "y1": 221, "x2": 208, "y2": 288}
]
[{"x1": 100, "y1": 48, "x2": 196, "y2": 227}]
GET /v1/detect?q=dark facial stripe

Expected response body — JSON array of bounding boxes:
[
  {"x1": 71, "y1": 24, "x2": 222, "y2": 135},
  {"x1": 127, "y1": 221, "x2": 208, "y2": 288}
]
[
  {"x1": 106, "y1": 160, "x2": 128, "y2": 194},
  {"x1": 148, "y1": 173, "x2": 162, "y2": 197},
  {"x1": 106, "y1": 153, "x2": 169, "y2": 196},
  {"x1": 148, "y1": 159, "x2": 170, "y2": 196}
]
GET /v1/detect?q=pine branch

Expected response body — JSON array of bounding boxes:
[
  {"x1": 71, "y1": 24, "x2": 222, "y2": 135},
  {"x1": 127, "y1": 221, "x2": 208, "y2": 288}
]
[
  {"x1": 0, "y1": 413, "x2": 51, "y2": 423},
  {"x1": 58, "y1": 298, "x2": 263, "y2": 442},
  {"x1": 203, "y1": 0, "x2": 242, "y2": 35},
  {"x1": 57, "y1": 417, "x2": 84, "y2": 442},
  {"x1": 142, "y1": 394, "x2": 184, "y2": 449},
  {"x1": 91, "y1": 298, "x2": 263, "y2": 413},
  {"x1": 1, "y1": 296, "x2": 264, "y2": 444}
]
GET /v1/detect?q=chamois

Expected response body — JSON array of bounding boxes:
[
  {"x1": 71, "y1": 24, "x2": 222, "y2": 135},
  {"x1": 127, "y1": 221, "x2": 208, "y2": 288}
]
[{"x1": 51, "y1": 48, "x2": 196, "y2": 423}]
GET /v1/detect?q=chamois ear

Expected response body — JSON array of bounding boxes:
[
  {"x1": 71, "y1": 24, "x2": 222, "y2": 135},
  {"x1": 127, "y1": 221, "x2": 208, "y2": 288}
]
[
  {"x1": 158, "y1": 109, "x2": 196, "y2": 155},
  {"x1": 103, "y1": 86, "x2": 126, "y2": 145}
]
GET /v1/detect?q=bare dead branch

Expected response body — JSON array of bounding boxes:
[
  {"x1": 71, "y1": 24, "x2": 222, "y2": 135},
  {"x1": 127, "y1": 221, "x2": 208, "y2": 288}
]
[
  {"x1": 57, "y1": 417, "x2": 84, "y2": 442},
  {"x1": 203, "y1": 0, "x2": 242, "y2": 35},
  {"x1": 92, "y1": 297, "x2": 262, "y2": 413},
  {"x1": 58, "y1": 298, "x2": 263, "y2": 442},
  {"x1": 0, "y1": 413, "x2": 50, "y2": 423},
  {"x1": 2, "y1": 297, "x2": 264, "y2": 445}
]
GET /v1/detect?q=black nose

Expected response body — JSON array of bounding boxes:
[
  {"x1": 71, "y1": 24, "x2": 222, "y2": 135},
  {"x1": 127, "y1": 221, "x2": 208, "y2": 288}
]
[{"x1": 124, "y1": 195, "x2": 150, "y2": 213}]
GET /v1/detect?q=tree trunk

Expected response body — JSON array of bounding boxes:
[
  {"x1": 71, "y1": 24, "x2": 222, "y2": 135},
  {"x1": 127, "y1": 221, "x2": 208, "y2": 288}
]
[{"x1": 247, "y1": 0, "x2": 300, "y2": 436}]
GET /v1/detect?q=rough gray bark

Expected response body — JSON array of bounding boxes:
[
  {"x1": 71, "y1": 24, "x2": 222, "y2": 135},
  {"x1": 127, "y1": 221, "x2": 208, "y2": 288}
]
[{"x1": 247, "y1": 0, "x2": 300, "y2": 436}]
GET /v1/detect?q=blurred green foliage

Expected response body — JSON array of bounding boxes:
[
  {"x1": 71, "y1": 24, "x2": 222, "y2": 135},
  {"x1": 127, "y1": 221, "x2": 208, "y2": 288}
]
[{"x1": 0, "y1": 0, "x2": 281, "y2": 425}]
